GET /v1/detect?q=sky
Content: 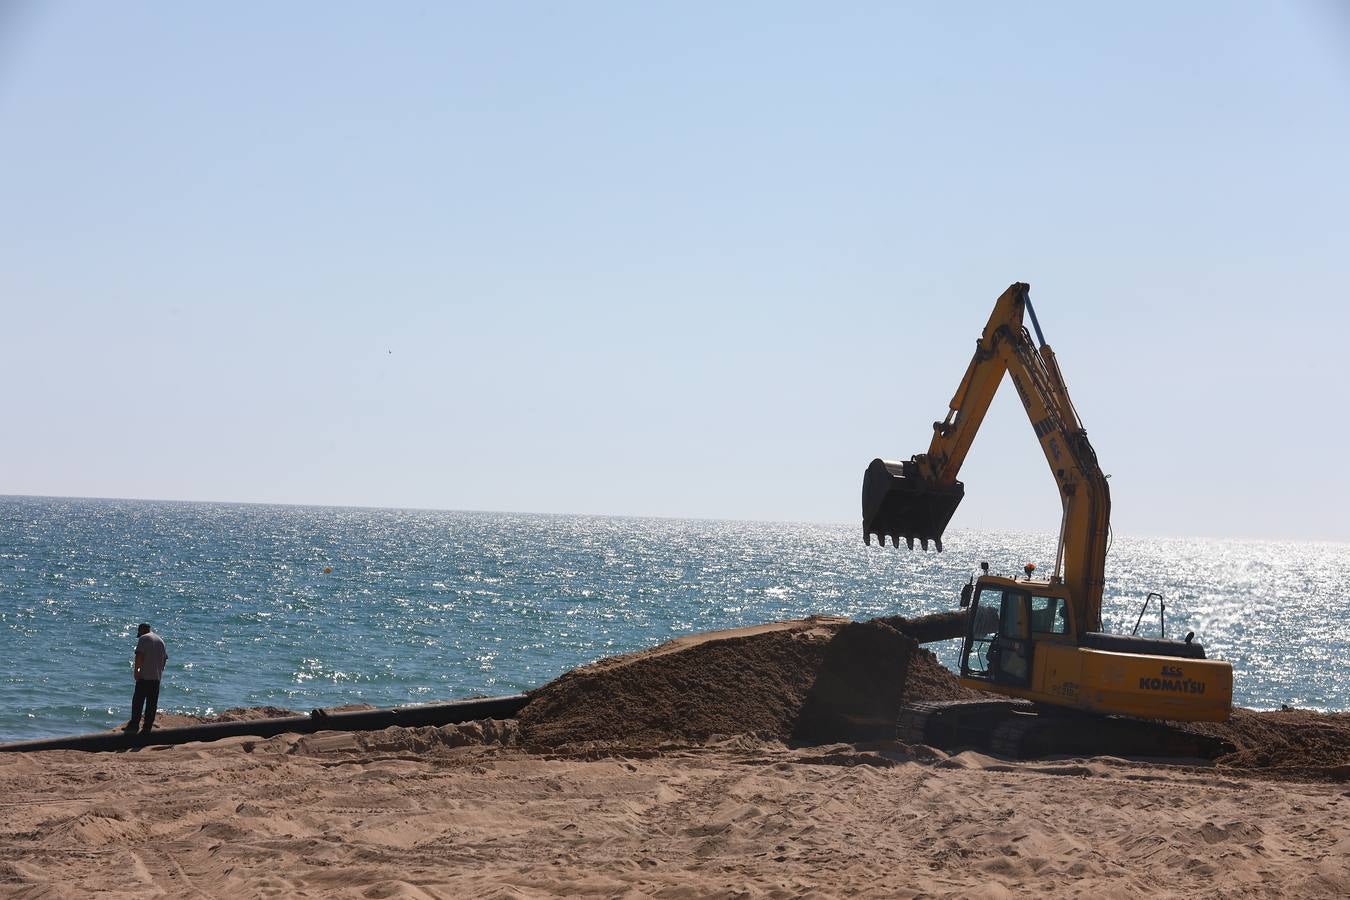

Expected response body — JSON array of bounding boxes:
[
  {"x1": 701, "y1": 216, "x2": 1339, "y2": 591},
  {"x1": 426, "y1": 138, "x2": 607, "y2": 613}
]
[{"x1": 2, "y1": 2, "x2": 1348, "y2": 541}]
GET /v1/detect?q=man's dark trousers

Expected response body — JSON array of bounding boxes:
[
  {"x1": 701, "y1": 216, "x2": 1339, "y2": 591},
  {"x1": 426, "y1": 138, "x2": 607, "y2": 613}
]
[{"x1": 129, "y1": 679, "x2": 161, "y2": 732}]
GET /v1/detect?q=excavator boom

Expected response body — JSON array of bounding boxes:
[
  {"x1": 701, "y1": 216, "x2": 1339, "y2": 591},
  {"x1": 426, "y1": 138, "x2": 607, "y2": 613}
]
[
  {"x1": 862, "y1": 282, "x2": 1110, "y2": 634},
  {"x1": 862, "y1": 283, "x2": 1027, "y2": 548}
]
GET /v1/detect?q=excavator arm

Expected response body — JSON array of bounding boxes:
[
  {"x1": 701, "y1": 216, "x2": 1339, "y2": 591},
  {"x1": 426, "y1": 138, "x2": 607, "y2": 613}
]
[{"x1": 862, "y1": 283, "x2": 1111, "y2": 635}]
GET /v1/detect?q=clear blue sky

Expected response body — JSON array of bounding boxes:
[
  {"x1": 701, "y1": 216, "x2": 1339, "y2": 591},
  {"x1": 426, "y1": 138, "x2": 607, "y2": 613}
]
[{"x1": 2, "y1": 2, "x2": 1347, "y2": 540}]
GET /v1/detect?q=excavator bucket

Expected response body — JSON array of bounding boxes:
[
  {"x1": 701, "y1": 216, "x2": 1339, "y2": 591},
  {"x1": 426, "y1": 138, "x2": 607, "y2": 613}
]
[{"x1": 861, "y1": 458, "x2": 963, "y2": 551}]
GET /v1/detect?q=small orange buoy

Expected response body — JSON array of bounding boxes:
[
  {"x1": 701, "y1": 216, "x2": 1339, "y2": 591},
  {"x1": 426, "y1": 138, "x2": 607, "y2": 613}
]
[{"x1": 323, "y1": 566, "x2": 333, "y2": 574}]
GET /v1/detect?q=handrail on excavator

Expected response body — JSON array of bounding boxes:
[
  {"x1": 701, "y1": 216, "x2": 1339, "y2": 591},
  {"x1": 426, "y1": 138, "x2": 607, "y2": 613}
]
[{"x1": 1132, "y1": 591, "x2": 1166, "y2": 638}]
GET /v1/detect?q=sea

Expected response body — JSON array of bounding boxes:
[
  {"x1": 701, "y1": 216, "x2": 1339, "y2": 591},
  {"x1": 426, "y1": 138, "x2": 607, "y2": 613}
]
[{"x1": 1, "y1": 495, "x2": 1344, "y2": 743}]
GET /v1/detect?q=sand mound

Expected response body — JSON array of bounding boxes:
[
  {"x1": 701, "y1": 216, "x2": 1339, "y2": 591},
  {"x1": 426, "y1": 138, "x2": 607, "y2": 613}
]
[
  {"x1": 518, "y1": 616, "x2": 978, "y2": 748},
  {"x1": 1184, "y1": 708, "x2": 1350, "y2": 779},
  {"x1": 515, "y1": 615, "x2": 1349, "y2": 780}
]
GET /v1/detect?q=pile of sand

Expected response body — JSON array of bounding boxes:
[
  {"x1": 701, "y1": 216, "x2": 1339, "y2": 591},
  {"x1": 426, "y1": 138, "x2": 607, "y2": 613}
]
[
  {"x1": 1191, "y1": 708, "x2": 1350, "y2": 779},
  {"x1": 518, "y1": 616, "x2": 978, "y2": 748},
  {"x1": 516, "y1": 614, "x2": 1347, "y2": 780}
]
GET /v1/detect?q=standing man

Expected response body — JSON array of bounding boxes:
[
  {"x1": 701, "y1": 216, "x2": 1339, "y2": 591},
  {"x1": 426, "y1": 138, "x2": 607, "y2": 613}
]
[{"x1": 125, "y1": 623, "x2": 168, "y2": 734}]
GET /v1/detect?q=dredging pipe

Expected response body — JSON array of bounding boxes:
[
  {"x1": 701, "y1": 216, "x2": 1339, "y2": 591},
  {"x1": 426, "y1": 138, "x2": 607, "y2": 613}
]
[
  {"x1": 879, "y1": 609, "x2": 970, "y2": 644},
  {"x1": 0, "y1": 694, "x2": 530, "y2": 754}
]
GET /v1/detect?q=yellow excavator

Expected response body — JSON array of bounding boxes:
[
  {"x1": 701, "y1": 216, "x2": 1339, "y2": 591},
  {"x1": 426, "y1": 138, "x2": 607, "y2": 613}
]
[{"x1": 864, "y1": 283, "x2": 1232, "y2": 756}]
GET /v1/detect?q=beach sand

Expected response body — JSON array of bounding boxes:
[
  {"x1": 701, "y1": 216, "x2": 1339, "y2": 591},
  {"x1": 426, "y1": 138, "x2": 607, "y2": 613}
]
[
  {"x1": 3, "y1": 731, "x2": 1347, "y2": 898},
  {"x1": 3, "y1": 617, "x2": 1347, "y2": 898}
]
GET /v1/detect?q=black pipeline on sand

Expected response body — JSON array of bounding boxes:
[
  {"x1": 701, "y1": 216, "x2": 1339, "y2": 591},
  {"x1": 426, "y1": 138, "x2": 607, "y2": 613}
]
[{"x1": 0, "y1": 695, "x2": 529, "y2": 754}]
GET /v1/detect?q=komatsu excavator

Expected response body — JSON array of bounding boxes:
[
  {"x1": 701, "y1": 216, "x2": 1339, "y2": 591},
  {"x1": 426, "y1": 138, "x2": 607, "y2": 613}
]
[{"x1": 863, "y1": 283, "x2": 1233, "y2": 757}]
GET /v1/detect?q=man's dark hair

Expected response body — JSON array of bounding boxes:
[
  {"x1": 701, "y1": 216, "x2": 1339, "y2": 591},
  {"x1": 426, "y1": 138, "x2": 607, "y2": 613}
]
[{"x1": 138, "y1": 623, "x2": 151, "y2": 635}]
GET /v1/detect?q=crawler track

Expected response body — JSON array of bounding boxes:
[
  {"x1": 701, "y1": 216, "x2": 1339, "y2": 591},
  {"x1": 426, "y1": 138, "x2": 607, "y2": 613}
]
[{"x1": 900, "y1": 699, "x2": 1235, "y2": 760}]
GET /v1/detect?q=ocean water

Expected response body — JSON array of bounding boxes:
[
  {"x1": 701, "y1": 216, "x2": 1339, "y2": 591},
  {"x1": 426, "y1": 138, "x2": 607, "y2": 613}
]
[{"x1": 1, "y1": 495, "x2": 1344, "y2": 742}]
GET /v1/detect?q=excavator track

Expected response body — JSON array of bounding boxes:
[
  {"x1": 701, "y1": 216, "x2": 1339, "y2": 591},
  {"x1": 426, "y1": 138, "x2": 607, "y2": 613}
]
[
  {"x1": 902, "y1": 699, "x2": 1235, "y2": 761},
  {"x1": 899, "y1": 698, "x2": 1034, "y2": 749}
]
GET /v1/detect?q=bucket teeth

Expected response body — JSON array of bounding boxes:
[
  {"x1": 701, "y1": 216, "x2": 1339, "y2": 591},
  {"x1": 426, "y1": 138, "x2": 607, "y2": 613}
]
[{"x1": 861, "y1": 458, "x2": 964, "y2": 553}]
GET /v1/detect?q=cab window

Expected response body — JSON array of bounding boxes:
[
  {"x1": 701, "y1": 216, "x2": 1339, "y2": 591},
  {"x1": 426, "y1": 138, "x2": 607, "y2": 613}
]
[
  {"x1": 1000, "y1": 590, "x2": 1029, "y2": 638},
  {"x1": 1031, "y1": 595, "x2": 1069, "y2": 635},
  {"x1": 971, "y1": 589, "x2": 1001, "y2": 639},
  {"x1": 964, "y1": 589, "x2": 1001, "y2": 677}
]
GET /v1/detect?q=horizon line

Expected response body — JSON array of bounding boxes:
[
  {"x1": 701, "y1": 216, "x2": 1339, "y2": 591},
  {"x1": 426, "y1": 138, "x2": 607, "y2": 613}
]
[{"x1": 2, "y1": 492, "x2": 1346, "y2": 547}]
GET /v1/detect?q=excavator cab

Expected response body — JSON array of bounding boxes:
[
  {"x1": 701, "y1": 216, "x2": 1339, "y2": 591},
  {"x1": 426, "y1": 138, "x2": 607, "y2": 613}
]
[
  {"x1": 861, "y1": 458, "x2": 963, "y2": 551},
  {"x1": 956, "y1": 572, "x2": 1232, "y2": 721},
  {"x1": 961, "y1": 576, "x2": 1074, "y2": 690}
]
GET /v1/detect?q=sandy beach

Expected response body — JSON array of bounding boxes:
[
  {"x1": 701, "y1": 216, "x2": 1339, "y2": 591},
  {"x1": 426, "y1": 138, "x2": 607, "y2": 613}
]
[
  {"x1": 2, "y1": 729, "x2": 1347, "y2": 898},
  {"x1": 3, "y1": 618, "x2": 1347, "y2": 898}
]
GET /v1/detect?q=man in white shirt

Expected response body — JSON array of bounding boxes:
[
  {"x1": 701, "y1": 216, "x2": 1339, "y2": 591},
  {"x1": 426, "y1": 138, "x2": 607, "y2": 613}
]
[{"x1": 124, "y1": 624, "x2": 168, "y2": 734}]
